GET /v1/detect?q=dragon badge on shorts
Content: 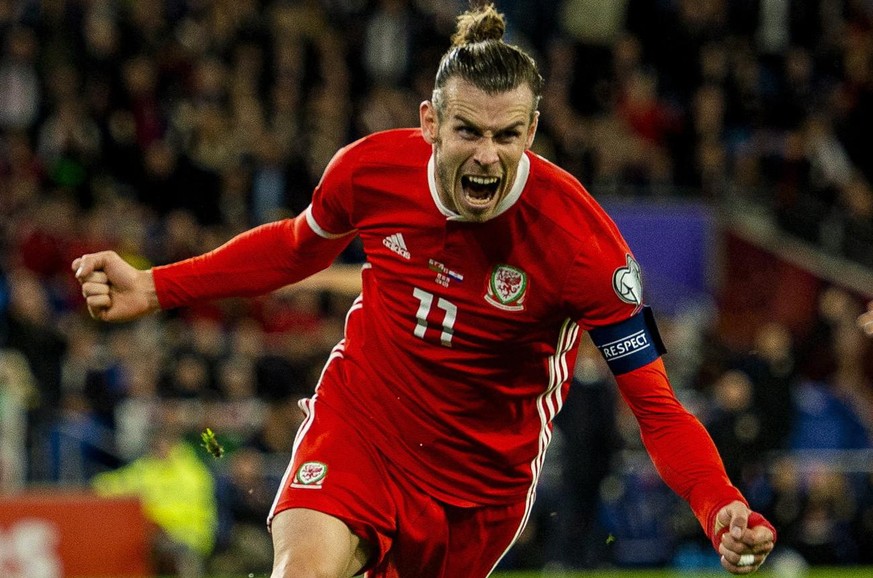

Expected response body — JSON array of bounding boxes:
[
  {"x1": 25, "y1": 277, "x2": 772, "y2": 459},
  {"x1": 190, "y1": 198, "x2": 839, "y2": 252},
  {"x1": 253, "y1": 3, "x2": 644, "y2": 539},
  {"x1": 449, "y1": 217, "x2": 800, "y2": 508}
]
[
  {"x1": 612, "y1": 254, "x2": 643, "y2": 310},
  {"x1": 291, "y1": 461, "x2": 328, "y2": 489},
  {"x1": 485, "y1": 264, "x2": 528, "y2": 311}
]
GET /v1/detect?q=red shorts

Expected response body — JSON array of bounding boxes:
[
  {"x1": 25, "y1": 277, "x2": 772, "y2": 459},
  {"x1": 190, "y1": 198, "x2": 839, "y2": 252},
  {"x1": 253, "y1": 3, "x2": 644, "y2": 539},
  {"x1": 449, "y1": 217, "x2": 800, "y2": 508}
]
[{"x1": 268, "y1": 397, "x2": 530, "y2": 578}]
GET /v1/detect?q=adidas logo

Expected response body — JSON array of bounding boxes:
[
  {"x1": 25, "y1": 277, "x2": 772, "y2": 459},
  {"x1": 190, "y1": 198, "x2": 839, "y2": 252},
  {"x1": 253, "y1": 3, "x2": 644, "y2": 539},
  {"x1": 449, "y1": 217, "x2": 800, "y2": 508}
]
[{"x1": 383, "y1": 233, "x2": 411, "y2": 260}]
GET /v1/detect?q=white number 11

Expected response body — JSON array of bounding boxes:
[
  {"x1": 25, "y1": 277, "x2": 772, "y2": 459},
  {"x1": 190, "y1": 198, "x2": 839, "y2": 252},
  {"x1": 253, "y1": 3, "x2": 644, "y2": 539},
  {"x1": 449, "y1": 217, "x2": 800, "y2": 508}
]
[{"x1": 412, "y1": 288, "x2": 457, "y2": 347}]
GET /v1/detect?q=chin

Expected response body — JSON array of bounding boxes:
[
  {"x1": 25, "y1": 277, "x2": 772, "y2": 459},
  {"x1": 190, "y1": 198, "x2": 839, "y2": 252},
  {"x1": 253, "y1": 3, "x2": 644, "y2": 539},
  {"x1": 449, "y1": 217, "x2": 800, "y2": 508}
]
[{"x1": 460, "y1": 207, "x2": 494, "y2": 222}]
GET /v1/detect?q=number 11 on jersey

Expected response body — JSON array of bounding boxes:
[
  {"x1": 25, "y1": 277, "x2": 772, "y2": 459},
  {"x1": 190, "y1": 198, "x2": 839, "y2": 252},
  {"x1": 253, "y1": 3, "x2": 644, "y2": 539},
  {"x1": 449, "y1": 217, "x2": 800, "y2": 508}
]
[{"x1": 412, "y1": 288, "x2": 457, "y2": 347}]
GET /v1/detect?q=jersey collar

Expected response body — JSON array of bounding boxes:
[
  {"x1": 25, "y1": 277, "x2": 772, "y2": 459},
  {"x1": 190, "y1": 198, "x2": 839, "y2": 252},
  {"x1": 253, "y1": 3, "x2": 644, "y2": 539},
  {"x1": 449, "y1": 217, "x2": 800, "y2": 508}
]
[{"x1": 428, "y1": 152, "x2": 530, "y2": 221}]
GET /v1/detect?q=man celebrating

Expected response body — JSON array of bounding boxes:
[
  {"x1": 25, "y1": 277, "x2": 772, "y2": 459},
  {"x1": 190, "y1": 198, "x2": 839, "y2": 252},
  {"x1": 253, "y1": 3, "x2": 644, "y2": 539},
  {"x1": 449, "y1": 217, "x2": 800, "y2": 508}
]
[{"x1": 74, "y1": 4, "x2": 775, "y2": 577}]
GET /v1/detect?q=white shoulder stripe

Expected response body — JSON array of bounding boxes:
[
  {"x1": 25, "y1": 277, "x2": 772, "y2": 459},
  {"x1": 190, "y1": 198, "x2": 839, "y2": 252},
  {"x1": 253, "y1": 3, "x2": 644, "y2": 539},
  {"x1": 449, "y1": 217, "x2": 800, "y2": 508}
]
[{"x1": 304, "y1": 205, "x2": 356, "y2": 239}]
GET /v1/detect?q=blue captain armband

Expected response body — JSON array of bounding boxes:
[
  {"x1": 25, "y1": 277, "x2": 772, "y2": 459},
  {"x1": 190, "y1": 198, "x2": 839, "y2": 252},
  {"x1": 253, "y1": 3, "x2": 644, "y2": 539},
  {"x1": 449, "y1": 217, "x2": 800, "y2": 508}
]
[{"x1": 588, "y1": 306, "x2": 667, "y2": 375}]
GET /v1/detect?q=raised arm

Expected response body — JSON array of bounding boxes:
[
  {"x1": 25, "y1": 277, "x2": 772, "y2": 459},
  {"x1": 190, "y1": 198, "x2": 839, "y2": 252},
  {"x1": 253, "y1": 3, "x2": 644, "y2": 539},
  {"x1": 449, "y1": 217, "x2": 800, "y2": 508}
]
[{"x1": 73, "y1": 209, "x2": 353, "y2": 322}]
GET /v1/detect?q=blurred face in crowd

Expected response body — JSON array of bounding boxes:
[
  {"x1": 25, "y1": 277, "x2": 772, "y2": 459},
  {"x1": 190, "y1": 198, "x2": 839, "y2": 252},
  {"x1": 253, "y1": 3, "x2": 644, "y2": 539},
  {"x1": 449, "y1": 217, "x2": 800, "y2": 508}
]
[{"x1": 420, "y1": 77, "x2": 538, "y2": 222}]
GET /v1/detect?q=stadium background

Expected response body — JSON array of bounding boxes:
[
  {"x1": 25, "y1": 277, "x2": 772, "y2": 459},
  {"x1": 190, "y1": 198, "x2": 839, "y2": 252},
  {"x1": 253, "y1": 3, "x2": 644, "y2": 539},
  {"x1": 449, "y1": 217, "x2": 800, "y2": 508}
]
[{"x1": 1, "y1": 0, "x2": 872, "y2": 576}]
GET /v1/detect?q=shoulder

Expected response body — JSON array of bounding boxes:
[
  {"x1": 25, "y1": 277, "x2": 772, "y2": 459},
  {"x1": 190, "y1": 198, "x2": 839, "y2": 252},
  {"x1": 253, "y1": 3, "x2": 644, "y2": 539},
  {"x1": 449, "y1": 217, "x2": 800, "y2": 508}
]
[
  {"x1": 312, "y1": 128, "x2": 430, "y2": 229},
  {"x1": 333, "y1": 128, "x2": 430, "y2": 169},
  {"x1": 522, "y1": 153, "x2": 641, "y2": 323},
  {"x1": 524, "y1": 152, "x2": 624, "y2": 245}
]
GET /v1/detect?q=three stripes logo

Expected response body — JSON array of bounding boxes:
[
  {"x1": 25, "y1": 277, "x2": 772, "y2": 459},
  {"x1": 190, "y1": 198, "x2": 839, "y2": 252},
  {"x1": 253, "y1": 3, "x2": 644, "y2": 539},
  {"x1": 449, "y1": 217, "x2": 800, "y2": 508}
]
[{"x1": 383, "y1": 233, "x2": 411, "y2": 260}]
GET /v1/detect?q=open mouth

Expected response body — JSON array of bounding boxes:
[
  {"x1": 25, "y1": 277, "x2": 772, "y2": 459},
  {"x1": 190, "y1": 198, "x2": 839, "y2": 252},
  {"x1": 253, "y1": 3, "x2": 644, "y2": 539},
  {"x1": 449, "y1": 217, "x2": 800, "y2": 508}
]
[{"x1": 461, "y1": 175, "x2": 501, "y2": 206}]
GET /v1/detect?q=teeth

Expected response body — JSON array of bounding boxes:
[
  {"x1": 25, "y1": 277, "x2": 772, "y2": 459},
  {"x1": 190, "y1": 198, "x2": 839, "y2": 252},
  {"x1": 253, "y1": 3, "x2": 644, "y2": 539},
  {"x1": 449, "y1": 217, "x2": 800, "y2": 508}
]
[{"x1": 467, "y1": 176, "x2": 499, "y2": 185}]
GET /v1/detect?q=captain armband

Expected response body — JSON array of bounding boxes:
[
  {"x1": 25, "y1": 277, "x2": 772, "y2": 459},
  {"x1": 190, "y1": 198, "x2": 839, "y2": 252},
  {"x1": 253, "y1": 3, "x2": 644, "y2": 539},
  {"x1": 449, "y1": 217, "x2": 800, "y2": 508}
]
[{"x1": 588, "y1": 306, "x2": 667, "y2": 375}]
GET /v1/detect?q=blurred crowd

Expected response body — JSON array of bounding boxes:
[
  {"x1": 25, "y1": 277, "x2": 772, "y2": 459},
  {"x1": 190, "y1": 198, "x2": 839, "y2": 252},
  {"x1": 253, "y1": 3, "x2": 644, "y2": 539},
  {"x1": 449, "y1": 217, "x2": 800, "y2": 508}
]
[{"x1": 1, "y1": 0, "x2": 873, "y2": 575}]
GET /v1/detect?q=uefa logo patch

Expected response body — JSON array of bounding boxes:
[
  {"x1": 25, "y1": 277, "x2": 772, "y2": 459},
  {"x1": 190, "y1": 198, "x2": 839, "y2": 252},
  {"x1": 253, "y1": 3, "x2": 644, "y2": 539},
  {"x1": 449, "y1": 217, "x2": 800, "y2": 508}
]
[
  {"x1": 612, "y1": 255, "x2": 643, "y2": 307},
  {"x1": 485, "y1": 264, "x2": 527, "y2": 311},
  {"x1": 291, "y1": 461, "x2": 328, "y2": 489}
]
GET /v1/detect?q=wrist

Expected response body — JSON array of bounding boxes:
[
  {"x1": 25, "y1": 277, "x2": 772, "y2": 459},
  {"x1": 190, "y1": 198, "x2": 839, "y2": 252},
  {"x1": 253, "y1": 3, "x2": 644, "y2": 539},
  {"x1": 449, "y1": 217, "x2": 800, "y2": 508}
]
[{"x1": 141, "y1": 269, "x2": 162, "y2": 313}]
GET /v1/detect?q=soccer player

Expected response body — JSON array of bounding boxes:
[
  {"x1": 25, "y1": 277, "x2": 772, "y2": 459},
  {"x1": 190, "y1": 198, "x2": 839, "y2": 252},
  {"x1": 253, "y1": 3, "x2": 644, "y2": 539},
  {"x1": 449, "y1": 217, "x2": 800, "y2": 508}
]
[{"x1": 73, "y1": 4, "x2": 776, "y2": 577}]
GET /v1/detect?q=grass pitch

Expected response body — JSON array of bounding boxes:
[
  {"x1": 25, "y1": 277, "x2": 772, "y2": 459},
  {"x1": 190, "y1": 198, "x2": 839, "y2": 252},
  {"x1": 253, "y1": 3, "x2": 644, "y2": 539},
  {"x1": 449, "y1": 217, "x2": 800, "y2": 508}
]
[
  {"x1": 493, "y1": 569, "x2": 868, "y2": 578},
  {"x1": 198, "y1": 566, "x2": 871, "y2": 578}
]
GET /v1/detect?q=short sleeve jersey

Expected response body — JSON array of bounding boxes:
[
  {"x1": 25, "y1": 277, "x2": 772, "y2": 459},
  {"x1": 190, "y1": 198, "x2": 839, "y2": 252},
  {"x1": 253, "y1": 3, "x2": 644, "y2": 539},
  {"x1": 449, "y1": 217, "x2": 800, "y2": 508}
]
[{"x1": 307, "y1": 129, "x2": 642, "y2": 506}]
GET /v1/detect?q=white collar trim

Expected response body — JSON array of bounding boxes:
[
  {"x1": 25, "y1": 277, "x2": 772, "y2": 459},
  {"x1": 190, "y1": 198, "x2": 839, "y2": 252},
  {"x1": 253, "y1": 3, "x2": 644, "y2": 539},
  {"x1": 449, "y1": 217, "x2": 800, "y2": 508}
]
[{"x1": 428, "y1": 153, "x2": 530, "y2": 221}]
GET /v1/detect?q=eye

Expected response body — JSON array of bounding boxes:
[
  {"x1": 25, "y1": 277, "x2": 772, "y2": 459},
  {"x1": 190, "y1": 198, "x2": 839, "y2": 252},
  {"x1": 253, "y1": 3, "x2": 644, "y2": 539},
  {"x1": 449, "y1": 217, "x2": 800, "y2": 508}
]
[
  {"x1": 495, "y1": 130, "x2": 521, "y2": 144},
  {"x1": 456, "y1": 126, "x2": 479, "y2": 140}
]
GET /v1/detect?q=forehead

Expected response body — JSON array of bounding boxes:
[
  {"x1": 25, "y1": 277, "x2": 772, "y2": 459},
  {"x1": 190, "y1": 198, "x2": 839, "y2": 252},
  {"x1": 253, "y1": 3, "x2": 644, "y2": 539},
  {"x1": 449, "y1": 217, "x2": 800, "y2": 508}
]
[{"x1": 439, "y1": 77, "x2": 535, "y2": 129}]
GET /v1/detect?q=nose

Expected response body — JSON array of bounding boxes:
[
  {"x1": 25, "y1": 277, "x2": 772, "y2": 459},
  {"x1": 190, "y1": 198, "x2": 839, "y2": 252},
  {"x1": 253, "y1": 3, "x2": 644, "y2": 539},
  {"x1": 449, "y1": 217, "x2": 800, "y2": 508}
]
[{"x1": 473, "y1": 137, "x2": 499, "y2": 167}]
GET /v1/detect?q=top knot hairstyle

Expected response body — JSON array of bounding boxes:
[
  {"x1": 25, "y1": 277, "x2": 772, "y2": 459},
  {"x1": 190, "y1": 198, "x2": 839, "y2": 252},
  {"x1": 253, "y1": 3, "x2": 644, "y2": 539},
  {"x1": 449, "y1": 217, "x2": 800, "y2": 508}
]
[
  {"x1": 432, "y1": 3, "x2": 544, "y2": 118},
  {"x1": 450, "y1": 2, "x2": 506, "y2": 46}
]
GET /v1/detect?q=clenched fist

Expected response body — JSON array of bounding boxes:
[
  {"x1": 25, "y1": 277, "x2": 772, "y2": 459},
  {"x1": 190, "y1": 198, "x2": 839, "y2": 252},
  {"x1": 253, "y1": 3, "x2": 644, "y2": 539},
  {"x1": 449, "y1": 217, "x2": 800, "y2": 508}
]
[{"x1": 72, "y1": 251, "x2": 160, "y2": 322}]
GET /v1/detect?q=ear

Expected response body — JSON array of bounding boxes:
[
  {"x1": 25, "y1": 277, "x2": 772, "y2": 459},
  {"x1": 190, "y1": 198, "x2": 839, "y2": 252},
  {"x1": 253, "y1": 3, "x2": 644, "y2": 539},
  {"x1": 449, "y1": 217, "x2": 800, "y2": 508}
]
[
  {"x1": 420, "y1": 100, "x2": 438, "y2": 144},
  {"x1": 525, "y1": 110, "x2": 540, "y2": 149}
]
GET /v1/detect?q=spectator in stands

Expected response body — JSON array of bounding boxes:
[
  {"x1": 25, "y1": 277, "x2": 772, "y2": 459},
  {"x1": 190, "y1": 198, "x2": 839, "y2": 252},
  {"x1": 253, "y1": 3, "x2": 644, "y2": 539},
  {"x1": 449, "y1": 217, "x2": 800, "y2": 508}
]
[
  {"x1": 793, "y1": 469, "x2": 861, "y2": 565},
  {"x1": 210, "y1": 447, "x2": 276, "y2": 575},
  {"x1": 0, "y1": 349, "x2": 37, "y2": 491},
  {"x1": 92, "y1": 424, "x2": 218, "y2": 578},
  {"x1": 1, "y1": 268, "x2": 67, "y2": 481},
  {"x1": 705, "y1": 369, "x2": 765, "y2": 489},
  {"x1": 738, "y1": 321, "x2": 796, "y2": 451},
  {"x1": 0, "y1": 26, "x2": 40, "y2": 131},
  {"x1": 856, "y1": 471, "x2": 873, "y2": 564},
  {"x1": 831, "y1": 177, "x2": 873, "y2": 270},
  {"x1": 550, "y1": 337, "x2": 622, "y2": 568}
]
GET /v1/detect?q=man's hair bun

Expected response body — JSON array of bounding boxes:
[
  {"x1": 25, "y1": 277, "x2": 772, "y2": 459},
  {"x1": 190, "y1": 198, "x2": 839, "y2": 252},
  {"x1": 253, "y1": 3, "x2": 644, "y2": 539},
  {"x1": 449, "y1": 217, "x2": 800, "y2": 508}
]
[{"x1": 451, "y1": 3, "x2": 505, "y2": 47}]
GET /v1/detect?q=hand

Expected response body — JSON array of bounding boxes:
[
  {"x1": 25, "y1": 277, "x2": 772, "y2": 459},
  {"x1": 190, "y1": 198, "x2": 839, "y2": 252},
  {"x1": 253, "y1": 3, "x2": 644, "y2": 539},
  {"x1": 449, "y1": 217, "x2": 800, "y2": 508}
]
[
  {"x1": 858, "y1": 301, "x2": 873, "y2": 337},
  {"x1": 713, "y1": 501, "x2": 776, "y2": 574},
  {"x1": 72, "y1": 251, "x2": 160, "y2": 322}
]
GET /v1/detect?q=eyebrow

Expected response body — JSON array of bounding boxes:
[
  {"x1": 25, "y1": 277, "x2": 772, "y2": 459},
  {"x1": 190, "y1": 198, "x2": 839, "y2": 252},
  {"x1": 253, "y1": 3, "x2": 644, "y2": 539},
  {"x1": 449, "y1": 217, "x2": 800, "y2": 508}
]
[{"x1": 453, "y1": 114, "x2": 527, "y2": 135}]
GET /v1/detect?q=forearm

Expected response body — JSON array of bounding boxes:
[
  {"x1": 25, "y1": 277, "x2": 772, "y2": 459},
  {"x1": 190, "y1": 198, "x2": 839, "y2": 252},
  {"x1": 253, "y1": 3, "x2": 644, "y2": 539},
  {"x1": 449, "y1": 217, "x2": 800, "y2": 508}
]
[
  {"x1": 153, "y1": 215, "x2": 351, "y2": 309},
  {"x1": 615, "y1": 359, "x2": 745, "y2": 540}
]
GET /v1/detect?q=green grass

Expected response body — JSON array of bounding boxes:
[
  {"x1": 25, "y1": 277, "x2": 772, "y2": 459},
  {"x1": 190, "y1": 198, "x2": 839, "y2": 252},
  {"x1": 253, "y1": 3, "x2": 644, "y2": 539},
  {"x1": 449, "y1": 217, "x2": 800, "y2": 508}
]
[
  {"x1": 175, "y1": 569, "x2": 873, "y2": 578},
  {"x1": 492, "y1": 569, "x2": 869, "y2": 578},
  {"x1": 175, "y1": 567, "x2": 873, "y2": 578}
]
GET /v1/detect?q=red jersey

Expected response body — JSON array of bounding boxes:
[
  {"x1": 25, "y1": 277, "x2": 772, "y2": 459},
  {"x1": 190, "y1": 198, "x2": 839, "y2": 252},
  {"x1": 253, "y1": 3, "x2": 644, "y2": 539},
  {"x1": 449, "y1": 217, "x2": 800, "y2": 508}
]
[
  {"x1": 294, "y1": 128, "x2": 638, "y2": 506},
  {"x1": 155, "y1": 128, "x2": 744, "y2": 535}
]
